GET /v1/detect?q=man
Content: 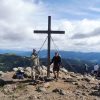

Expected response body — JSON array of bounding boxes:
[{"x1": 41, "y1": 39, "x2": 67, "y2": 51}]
[
  {"x1": 93, "y1": 63, "x2": 99, "y2": 77},
  {"x1": 84, "y1": 64, "x2": 89, "y2": 75},
  {"x1": 31, "y1": 49, "x2": 40, "y2": 80},
  {"x1": 51, "y1": 52, "x2": 61, "y2": 80},
  {"x1": 31, "y1": 49, "x2": 39, "y2": 66}
]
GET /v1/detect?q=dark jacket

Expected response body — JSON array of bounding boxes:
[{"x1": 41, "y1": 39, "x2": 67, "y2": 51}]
[{"x1": 51, "y1": 56, "x2": 61, "y2": 67}]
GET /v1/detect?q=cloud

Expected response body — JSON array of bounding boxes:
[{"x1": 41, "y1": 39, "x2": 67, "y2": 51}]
[
  {"x1": 71, "y1": 27, "x2": 100, "y2": 39},
  {"x1": 53, "y1": 18, "x2": 100, "y2": 52},
  {"x1": 0, "y1": 0, "x2": 48, "y2": 50},
  {"x1": 89, "y1": 7, "x2": 100, "y2": 13},
  {"x1": 0, "y1": 0, "x2": 100, "y2": 52}
]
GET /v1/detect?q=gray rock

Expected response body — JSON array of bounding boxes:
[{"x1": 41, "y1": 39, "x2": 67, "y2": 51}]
[
  {"x1": 60, "y1": 68, "x2": 68, "y2": 74},
  {"x1": 75, "y1": 90, "x2": 82, "y2": 96},
  {"x1": 52, "y1": 88, "x2": 60, "y2": 93},
  {"x1": 0, "y1": 71, "x2": 4, "y2": 77},
  {"x1": 36, "y1": 86, "x2": 46, "y2": 92},
  {"x1": 43, "y1": 82, "x2": 50, "y2": 88},
  {"x1": 59, "y1": 89, "x2": 66, "y2": 95},
  {"x1": 64, "y1": 78, "x2": 77, "y2": 83},
  {"x1": 81, "y1": 77, "x2": 91, "y2": 82},
  {"x1": 28, "y1": 95, "x2": 35, "y2": 100},
  {"x1": 92, "y1": 84, "x2": 100, "y2": 90},
  {"x1": 25, "y1": 67, "x2": 31, "y2": 72},
  {"x1": 77, "y1": 84, "x2": 88, "y2": 89},
  {"x1": 24, "y1": 67, "x2": 32, "y2": 78},
  {"x1": 72, "y1": 82, "x2": 78, "y2": 85},
  {"x1": 90, "y1": 90, "x2": 100, "y2": 97},
  {"x1": 18, "y1": 67, "x2": 24, "y2": 72},
  {"x1": 45, "y1": 77, "x2": 54, "y2": 82},
  {"x1": 42, "y1": 65, "x2": 47, "y2": 70},
  {"x1": 82, "y1": 92, "x2": 87, "y2": 96},
  {"x1": 53, "y1": 88, "x2": 66, "y2": 95},
  {"x1": 3, "y1": 84, "x2": 17, "y2": 94},
  {"x1": 13, "y1": 68, "x2": 18, "y2": 72},
  {"x1": 0, "y1": 79, "x2": 6, "y2": 86},
  {"x1": 34, "y1": 95, "x2": 37, "y2": 99}
]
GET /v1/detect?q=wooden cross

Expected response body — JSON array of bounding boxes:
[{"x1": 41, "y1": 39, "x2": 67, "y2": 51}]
[{"x1": 34, "y1": 16, "x2": 65, "y2": 77}]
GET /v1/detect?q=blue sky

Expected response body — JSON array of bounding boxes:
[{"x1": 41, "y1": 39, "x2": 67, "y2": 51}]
[
  {"x1": 37, "y1": 0, "x2": 100, "y2": 20},
  {"x1": 0, "y1": 0, "x2": 100, "y2": 52}
]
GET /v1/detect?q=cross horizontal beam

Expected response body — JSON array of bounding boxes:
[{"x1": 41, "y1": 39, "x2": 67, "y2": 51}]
[{"x1": 34, "y1": 30, "x2": 65, "y2": 34}]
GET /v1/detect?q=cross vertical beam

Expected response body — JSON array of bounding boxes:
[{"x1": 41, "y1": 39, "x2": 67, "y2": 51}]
[{"x1": 47, "y1": 16, "x2": 51, "y2": 77}]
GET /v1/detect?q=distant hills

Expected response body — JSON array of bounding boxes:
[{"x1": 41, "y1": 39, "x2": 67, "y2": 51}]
[
  {"x1": 39, "y1": 50, "x2": 100, "y2": 63},
  {"x1": 0, "y1": 49, "x2": 31, "y2": 57},
  {"x1": 0, "y1": 49, "x2": 100, "y2": 63},
  {"x1": 0, "y1": 54, "x2": 31, "y2": 71},
  {"x1": 0, "y1": 53, "x2": 94, "y2": 74}
]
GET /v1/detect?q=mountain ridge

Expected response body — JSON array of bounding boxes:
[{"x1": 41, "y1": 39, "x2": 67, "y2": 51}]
[{"x1": 0, "y1": 49, "x2": 100, "y2": 63}]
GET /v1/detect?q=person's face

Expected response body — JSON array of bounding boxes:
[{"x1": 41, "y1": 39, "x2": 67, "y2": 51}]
[
  {"x1": 33, "y1": 49, "x2": 36, "y2": 53},
  {"x1": 55, "y1": 53, "x2": 59, "y2": 56}
]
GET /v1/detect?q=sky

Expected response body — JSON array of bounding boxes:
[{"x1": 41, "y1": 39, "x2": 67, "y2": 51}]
[{"x1": 0, "y1": 0, "x2": 100, "y2": 52}]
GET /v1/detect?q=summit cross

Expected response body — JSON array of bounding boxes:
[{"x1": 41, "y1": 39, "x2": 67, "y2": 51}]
[{"x1": 34, "y1": 16, "x2": 65, "y2": 77}]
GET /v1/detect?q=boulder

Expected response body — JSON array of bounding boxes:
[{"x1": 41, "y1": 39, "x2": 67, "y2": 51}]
[
  {"x1": 77, "y1": 84, "x2": 88, "y2": 89},
  {"x1": 52, "y1": 88, "x2": 66, "y2": 95},
  {"x1": 60, "y1": 68, "x2": 68, "y2": 74},
  {"x1": 0, "y1": 71, "x2": 4, "y2": 77},
  {"x1": 12, "y1": 74, "x2": 17, "y2": 79},
  {"x1": 28, "y1": 95, "x2": 34, "y2": 100},
  {"x1": 75, "y1": 90, "x2": 83, "y2": 96},
  {"x1": 92, "y1": 84, "x2": 100, "y2": 90},
  {"x1": 24, "y1": 66, "x2": 47, "y2": 79},
  {"x1": 50, "y1": 67, "x2": 53, "y2": 73},
  {"x1": 18, "y1": 67, "x2": 24, "y2": 71},
  {"x1": 36, "y1": 86, "x2": 46, "y2": 92},
  {"x1": 0, "y1": 79, "x2": 6, "y2": 86},
  {"x1": 59, "y1": 89, "x2": 66, "y2": 95},
  {"x1": 3, "y1": 84, "x2": 17, "y2": 94},
  {"x1": 43, "y1": 82, "x2": 50, "y2": 88},
  {"x1": 75, "y1": 75, "x2": 83, "y2": 80},
  {"x1": 45, "y1": 77, "x2": 54, "y2": 82},
  {"x1": 40, "y1": 69, "x2": 47, "y2": 76},
  {"x1": 90, "y1": 90, "x2": 100, "y2": 97},
  {"x1": 42, "y1": 65, "x2": 47, "y2": 70},
  {"x1": 24, "y1": 67, "x2": 34, "y2": 78},
  {"x1": 24, "y1": 72, "x2": 31, "y2": 78},
  {"x1": 52, "y1": 88, "x2": 60, "y2": 93},
  {"x1": 13, "y1": 67, "x2": 24, "y2": 73},
  {"x1": 64, "y1": 78, "x2": 77, "y2": 83},
  {"x1": 72, "y1": 82, "x2": 79, "y2": 85},
  {"x1": 69, "y1": 72, "x2": 75, "y2": 76},
  {"x1": 25, "y1": 67, "x2": 31, "y2": 72},
  {"x1": 82, "y1": 75, "x2": 96, "y2": 83},
  {"x1": 13, "y1": 68, "x2": 18, "y2": 72},
  {"x1": 81, "y1": 77, "x2": 91, "y2": 82}
]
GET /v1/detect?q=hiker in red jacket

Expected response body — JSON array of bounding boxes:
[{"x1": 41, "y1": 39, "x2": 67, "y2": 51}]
[{"x1": 51, "y1": 52, "x2": 61, "y2": 80}]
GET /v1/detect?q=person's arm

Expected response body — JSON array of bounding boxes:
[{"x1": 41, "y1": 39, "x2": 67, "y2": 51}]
[
  {"x1": 31, "y1": 53, "x2": 33, "y2": 56},
  {"x1": 58, "y1": 56, "x2": 62, "y2": 65},
  {"x1": 51, "y1": 57, "x2": 54, "y2": 64}
]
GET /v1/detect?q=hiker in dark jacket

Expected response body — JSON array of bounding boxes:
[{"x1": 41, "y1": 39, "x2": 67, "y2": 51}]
[{"x1": 51, "y1": 52, "x2": 61, "y2": 80}]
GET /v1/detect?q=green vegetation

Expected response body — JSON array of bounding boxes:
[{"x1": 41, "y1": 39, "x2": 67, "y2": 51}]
[
  {"x1": 0, "y1": 54, "x2": 31, "y2": 71},
  {"x1": 0, "y1": 53, "x2": 95, "y2": 74}
]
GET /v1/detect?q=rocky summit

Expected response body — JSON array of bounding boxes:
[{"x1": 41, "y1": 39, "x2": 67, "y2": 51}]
[{"x1": 0, "y1": 67, "x2": 100, "y2": 100}]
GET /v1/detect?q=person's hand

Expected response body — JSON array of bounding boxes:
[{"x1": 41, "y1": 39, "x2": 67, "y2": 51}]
[
  {"x1": 60, "y1": 65, "x2": 63, "y2": 68},
  {"x1": 50, "y1": 63, "x2": 53, "y2": 67}
]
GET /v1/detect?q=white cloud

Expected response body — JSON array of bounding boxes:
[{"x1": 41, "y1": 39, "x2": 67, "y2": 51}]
[
  {"x1": 52, "y1": 18, "x2": 100, "y2": 52},
  {"x1": 0, "y1": 0, "x2": 100, "y2": 52},
  {"x1": 0, "y1": 0, "x2": 48, "y2": 50}
]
